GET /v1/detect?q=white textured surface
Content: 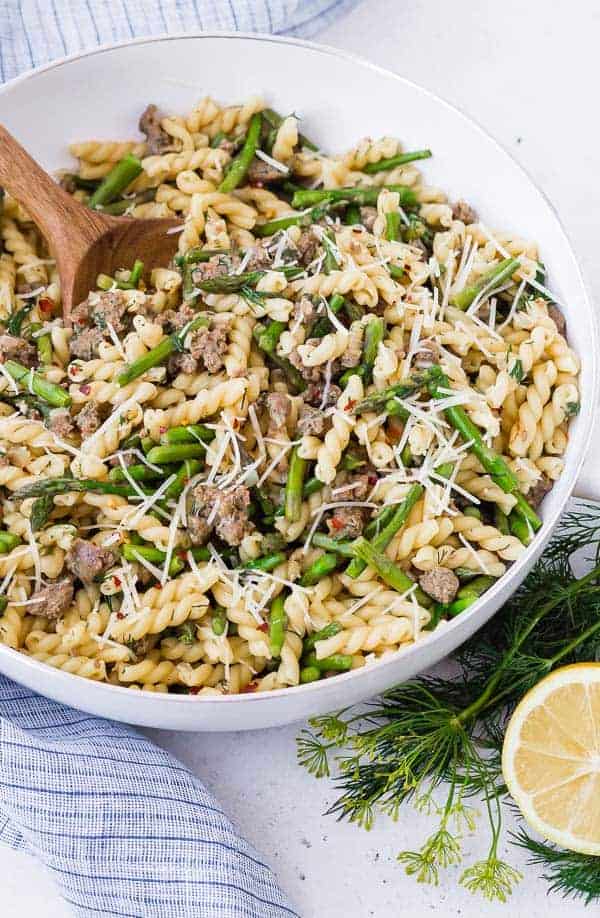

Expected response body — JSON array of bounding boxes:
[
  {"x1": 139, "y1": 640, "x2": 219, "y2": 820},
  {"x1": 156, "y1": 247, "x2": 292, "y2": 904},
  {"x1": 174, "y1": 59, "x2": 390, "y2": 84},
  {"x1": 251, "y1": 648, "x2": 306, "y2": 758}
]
[{"x1": 2, "y1": 1, "x2": 599, "y2": 914}]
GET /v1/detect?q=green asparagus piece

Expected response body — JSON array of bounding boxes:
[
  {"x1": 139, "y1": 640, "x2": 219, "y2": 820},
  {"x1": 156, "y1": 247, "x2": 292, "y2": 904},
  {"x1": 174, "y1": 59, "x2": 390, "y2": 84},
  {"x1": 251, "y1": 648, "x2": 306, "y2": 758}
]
[
  {"x1": 109, "y1": 463, "x2": 177, "y2": 483},
  {"x1": 463, "y1": 506, "x2": 482, "y2": 520},
  {"x1": 363, "y1": 149, "x2": 432, "y2": 174},
  {"x1": 428, "y1": 370, "x2": 542, "y2": 532},
  {"x1": 243, "y1": 552, "x2": 287, "y2": 573},
  {"x1": 14, "y1": 478, "x2": 145, "y2": 501},
  {"x1": 262, "y1": 108, "x2": 319, "y2": 152},
  {"x1": 117, "y1": 315, "x2": 209, "y2": 387},
  {"x1": 285, "y1": 446, "x2": 307, "y2": 523},
  {"x1": 443, "y1": 575, "x2": 497, "y2": 616},
  {"x1": 385, "y1": 211, "x2": 401, "y2": 242},
  {"x1": 340, "y1": 450, "x2": 367, "y2": 471},
  {"x1": 30, "y1": 495, "x2": 54, "y2": 532},
  {"x1": 0, "y1": 596, "x2": 7, "y2": 614},
  {"x1": 163, "y1": 459, "x2": 203, "y2": 501},
  {"x1": 252, "y1": 323, "x2": 306, "y2": 393},
  {"x1": 351, "y1": 368, "x2": 439, "y2": 415},
  {"x1": 253, "y1": 203, "x2": 332, "y2": 238},
  {"x1": 508, "y1": 509, "x2": 534, "y2": 546},
  {"x1": 36, "y1": 333, "x2": 52, "y2": 364},
  {"x1": 352, "y1": 537, "x2": 430, "y2": 605},
  {"x1": 146, "y1": 443, "x2": 206, "y2": 465},
  {"x1": 218, "y1": 112, "x2": 262, "y2": 193},
  {"x1": 0, "y1": 531, "x2": 21, "y2": 553},
  {"x1": 388, "y1": 264, "x2": 406, "y2": 281},
  {"x1": 161, "y1": 424, "x2": 215, "y2": 445},
  {"x1": 211, "y1": 606, "x2": 228, "y2": 636},
  {"x1": 303, "y1": 652, "x2": 353, "y2": 673},
  {"x1": 493, "y1": 507, "x2": 510, "y2": 535},
  {"x1": 310, "y1": 294, "x2": 345, "y2": 338},
  {"x1": 358, "y1": 316, "x2": 385, "y2": 385},
  {"x1": 299, "y1": 553, "x2": 341, "y2": 587},
  {"x1": 302, "y1": 622, "x2": 343, "y2": 655},
  {"x1": 193, "y1": 265, "x2": 301, "y2": 293},
  {"x1": 299, "y1": 666, "x2": 321, "y2": 683},
  {"x1": 302, "y1": 477, "x2": 324, "y2": 499},
  {"x1": 122, "y1": 543, "x2": 184, "y2": 576},
  {"x1": 344, "y1": 203, "x2": 361, "y2": 225},
  {"x1": 311, "y1": 533, "x2": 355, "y2": 557},
  {"x1": 345, "y1": 483, "x2": 423, "y2": 577},
  {"x1": 88, "y1": 154, "x2": 143, "y2": 209},
  {"x1": 62, "y1": 173, "x2": 100, "y2": 192},
  {"x1": 268, "y1": 594, "x2": 287, "y2": 658},
  {"x1": 175, "y1": 247, "x2": 229, "y2": 267},
  {"x1": 364, "y1": 505, "x2": 396, "y2": 539},
  {"x1": 291, "y1": 185, "x2": 417, "y2": 209},
  {"x1": 99, "y1": 190, "x2": 156, "y2": 215},
  {"x1": 322, "y1": 229, "x2": 340, "y2": 273},
  {"x1": 4, "y1": 360, "x2": 71, "y2": 408},
  {"x1": 451, "y1": 257, "x2": 521, "y2": 310}
]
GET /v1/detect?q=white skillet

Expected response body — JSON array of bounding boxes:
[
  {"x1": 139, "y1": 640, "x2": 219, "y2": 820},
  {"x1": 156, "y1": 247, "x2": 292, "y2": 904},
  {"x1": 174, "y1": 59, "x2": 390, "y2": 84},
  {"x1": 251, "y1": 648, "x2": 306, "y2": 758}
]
[{"x1": 0, "y1": 33, "x2": 596, "y2": 730}]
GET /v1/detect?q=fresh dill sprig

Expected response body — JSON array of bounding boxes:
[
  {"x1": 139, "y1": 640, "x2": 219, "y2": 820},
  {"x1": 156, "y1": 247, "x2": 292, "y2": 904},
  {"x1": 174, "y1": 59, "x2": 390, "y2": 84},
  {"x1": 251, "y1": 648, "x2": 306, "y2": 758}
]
[{"x1": 296, "y1": 500, "x2": 600, "y2": 904}]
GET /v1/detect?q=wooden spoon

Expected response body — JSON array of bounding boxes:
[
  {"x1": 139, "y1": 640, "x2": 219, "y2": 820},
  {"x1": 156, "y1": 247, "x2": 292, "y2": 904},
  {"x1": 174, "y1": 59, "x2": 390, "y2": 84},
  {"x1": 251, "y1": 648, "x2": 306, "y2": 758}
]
[{"x1": 0, "y1": 124, "x2": 181, "y2": 318}]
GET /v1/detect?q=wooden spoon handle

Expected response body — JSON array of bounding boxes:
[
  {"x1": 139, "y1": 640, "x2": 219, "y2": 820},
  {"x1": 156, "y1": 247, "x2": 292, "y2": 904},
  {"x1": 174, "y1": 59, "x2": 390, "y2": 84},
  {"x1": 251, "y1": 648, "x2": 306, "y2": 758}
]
[{"x1": 0, "y1": 123, "x2": 106, "y2": 249}]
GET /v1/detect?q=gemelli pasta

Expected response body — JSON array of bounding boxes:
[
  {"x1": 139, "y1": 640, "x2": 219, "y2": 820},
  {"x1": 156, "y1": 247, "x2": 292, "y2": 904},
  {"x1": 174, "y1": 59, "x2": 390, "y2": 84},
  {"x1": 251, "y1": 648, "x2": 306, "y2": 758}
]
[{"x1": 0, "y1": 97, "x2": 580, "y2": 695}]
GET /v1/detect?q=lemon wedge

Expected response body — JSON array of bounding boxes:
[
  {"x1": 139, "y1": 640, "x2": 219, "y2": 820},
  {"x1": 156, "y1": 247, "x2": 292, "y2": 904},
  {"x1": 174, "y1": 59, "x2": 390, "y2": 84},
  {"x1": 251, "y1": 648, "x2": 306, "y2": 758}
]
[{"x1": 502, "y1": 663, "x2": 600, "y2": 854}]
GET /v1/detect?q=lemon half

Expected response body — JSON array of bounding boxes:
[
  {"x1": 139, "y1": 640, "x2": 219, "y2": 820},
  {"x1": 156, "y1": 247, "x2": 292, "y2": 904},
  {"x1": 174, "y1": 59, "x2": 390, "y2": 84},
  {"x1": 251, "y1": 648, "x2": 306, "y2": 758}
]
[{"x1": 502, "y1": 663, "x2": 600, "y2": 855}]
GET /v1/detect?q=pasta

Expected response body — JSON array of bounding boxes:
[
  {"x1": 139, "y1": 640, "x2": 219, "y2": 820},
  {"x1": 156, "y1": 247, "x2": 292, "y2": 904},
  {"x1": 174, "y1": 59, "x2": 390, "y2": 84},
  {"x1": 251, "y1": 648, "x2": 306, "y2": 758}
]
[{"x1": 0, "y1": 95, "x2": 579, "y2": 695}]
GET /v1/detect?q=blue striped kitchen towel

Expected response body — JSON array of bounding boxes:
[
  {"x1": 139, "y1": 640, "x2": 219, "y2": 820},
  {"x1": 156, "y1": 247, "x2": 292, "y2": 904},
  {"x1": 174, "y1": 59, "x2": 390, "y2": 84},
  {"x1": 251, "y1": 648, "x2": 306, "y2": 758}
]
[
  {"x1": 0, "y1": 0, "x2": 360, "y2": 82},
  {"x1": 0, "y1": 678, "x2": 298, "y2": 917}
]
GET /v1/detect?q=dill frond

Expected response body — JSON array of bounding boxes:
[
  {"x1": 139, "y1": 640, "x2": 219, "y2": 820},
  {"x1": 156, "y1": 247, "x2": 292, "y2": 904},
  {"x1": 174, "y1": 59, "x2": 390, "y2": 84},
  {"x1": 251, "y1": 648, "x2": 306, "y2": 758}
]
[
  {"x1": 296, "y1": 729, "x2": 332, "y2": 778},
  {"x1": 460, "y1": 856, "x2": 523, "y2": 902},
  {"x1": 511, "y1": 828, "x2": 600, "y2": 905}
]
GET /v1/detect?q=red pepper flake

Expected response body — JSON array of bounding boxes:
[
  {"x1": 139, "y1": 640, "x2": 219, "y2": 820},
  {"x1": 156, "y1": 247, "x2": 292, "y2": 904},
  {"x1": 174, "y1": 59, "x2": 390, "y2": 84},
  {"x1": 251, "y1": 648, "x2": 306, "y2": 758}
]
[
  {"x1": 79, "y1": 384, "x2": 91, "y2": 395},
  {"x1": 241, "y1": 681, "x2": 258, "y2": 693},
  {"x1": 330, "y1": 516, "x2": 344, "y2": 530},
  {"x1": 116, "y1": 611, "x2": 125, "y2": 620},
  {"x1": 368, "y1": 474, "x2": 378, "y2": 486},
  {"x1": 38, "y1": 296, "x2": 55, "y2": 316},
  {"x1": 190, "y1": 686, "x2": 200, "y2": 695},
  {"x1": 258, "y1": 622, "x2": 269, "y2": 632},
  {"x1": 232, "y1": 418, "x2": 240, "y2": 429},
  {"x1": 344, "y1": 399, "x2": 356, "y2": 412},
  {"x1": 113, "y1": 575, "x2": 122, "y2": 588},
  {"x1": 159, "y1": 427, "x2": 167, "y2": 435}
]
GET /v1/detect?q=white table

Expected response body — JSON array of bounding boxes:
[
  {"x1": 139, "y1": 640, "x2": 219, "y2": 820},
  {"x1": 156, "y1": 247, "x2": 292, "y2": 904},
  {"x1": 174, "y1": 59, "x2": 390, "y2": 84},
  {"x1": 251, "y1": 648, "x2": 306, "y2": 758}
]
[{"x1": 2, "y1": 1, "x2": 599, "y2": 914}]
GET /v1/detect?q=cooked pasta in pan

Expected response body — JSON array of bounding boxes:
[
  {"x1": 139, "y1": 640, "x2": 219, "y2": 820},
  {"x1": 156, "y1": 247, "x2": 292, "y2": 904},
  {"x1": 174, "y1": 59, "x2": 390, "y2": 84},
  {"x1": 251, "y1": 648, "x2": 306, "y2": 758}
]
[{"x1": 0, "y1": 97, "x2": 579, "y2": 693}]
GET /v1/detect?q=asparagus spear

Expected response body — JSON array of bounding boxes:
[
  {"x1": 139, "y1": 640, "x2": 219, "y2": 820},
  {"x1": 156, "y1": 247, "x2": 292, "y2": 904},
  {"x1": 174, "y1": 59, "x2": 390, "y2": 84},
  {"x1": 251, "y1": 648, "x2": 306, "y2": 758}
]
[
  {"x1": 161, "y1": 424, "x2": 215, "y2": 445},
  {"x1": 339, "y1": 316, "x2": 385, "y2": 387},
  {"x1": 218, "y1": 112, "x2": 262, "y2": 193},
  {"x1": 193, "y1": 265, "x2": 301, "y2": 293},
  {"x1": 311, "y1": 533, "x2": 354, "y2": 556},
  {"x1": 303, "y1": 652, "x2": 353, "y2": 673},
  {"x1": 344, "y1": 203, "x2": 361, "y2": 225},
  {"x1": 345, "y1": 483, "x2": 423, "y2": 577},
  {"x1": 117, "y1": 315, "x2": 209, "y2": 387},
  {"x1": 427, "y1": 371, "x2": 542, "y2": 532},
  {"x1": 451, "y1": 257, "x2": 520, "y2": 310},
  {"x1": 88, "y1": 154, "x2": 143, "y2": 209},
  {"x1": 284, "y1": 447, "x2": 307, "y2": 523},
  {"x1": 122, "y1": 543, "x2": 185, "y2": 576},
  {"x1": 299, "y1": 666, "x2": 321, "y2": 683},
  {"x1": 268, "y1": 594, "x2": 287, "y2": 658},
  {"x1": 351, "y1": 367, "x2": 440, "y2": 415},
  {"x1": 109, "y1": 464, "x2": 177, "y2": 483},
  {"x1": 352, "y1": 537, "x2": 430, "y2": 605},
  {"x1": 385, "y1": 211, "x2": 401, "y2": 242},
  {"x1": 30, "y1": 495, "x2": 53, "y2": 532},
  {"x1": 443, "y1": 575, "x2": 497, "y2": 617},
  {"x1": 299, "y1": 553, "x2": 341, "y2": 587},
  {"x1": 146, "y1": 444, "x2": 206, "y2": 465},
  {"x1": 211, "y1": 606, "x2": 228, "y2": 636},
  {"x1": 4, "y1": 360, "x2": 71, "y2": 408},
  {"x1": 508, "y1": 510, "x2": 534, "y2": 546},
  {"x1": 253, "y1": 203, "x2": 332, "y2": 238},
  {"x1": 163, "y1": 459, "x2": 203, "y2": 501},
  {"x1": 0, "y1": 531, "x2": 21, "y2": 553},
  {"x1": 243, "y1": 552, "x2": 287, "y2": 573},
  {"x1": 291, "y1": 185, "x2": 417, "y2": 209},
  {"x1": 310, "y1": 294, "x2": 345, "y2": 338},
  {"x1": 99, "y1": 190, "x2": 156, "y2": 215},
  {"x1": 302, "y1": 621, "x2": 343, "y2": 655},
  {"x1": 362, "y1": 149, "x2": 432, "y2": 174},
  {"x1": 252, "y1": 322, "x2": 306, "y2": 393},
  {"x1": 262, "y1": 108, "x2": 319, "y2": 152},
  {"x1": 322, "y1": 229, "x2": 340, "y2": 274},
  {"x1": 14, "y1": 478, "x2": 141, "y2": 500}
]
